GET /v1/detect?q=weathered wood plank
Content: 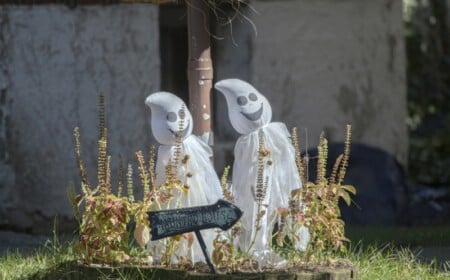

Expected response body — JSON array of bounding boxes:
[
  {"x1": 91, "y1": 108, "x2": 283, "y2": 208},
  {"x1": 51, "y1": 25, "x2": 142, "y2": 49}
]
[{"x1": 37, "y1": 261, "x2": 358, "y2": 280}]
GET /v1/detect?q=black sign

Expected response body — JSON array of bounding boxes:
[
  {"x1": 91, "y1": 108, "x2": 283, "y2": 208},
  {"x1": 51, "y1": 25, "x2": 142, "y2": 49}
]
[
  {"x1": 148, "y1": 199, "x2": 243, "y2": 273},
  {"x1": 148, "y1": 199, "x2": 242, "y2": 241}
]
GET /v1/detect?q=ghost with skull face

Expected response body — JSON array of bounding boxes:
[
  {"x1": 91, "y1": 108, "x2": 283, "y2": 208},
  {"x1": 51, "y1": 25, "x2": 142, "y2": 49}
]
[
  {"x1": 215, "y1": 79, "x2": 309, "y2": 266},
  {"x1": 145, "y1": 91, "x2": 223, "y2": 264}
]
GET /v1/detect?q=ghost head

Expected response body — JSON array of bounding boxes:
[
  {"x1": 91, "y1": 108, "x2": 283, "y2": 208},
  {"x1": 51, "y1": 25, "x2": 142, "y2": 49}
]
[
  {"x1": 215, "y1": 79, "x2": 272, "y2": 134},
  {"x1": 145, "y1": 92, "x2": 193, "y2": 145}
]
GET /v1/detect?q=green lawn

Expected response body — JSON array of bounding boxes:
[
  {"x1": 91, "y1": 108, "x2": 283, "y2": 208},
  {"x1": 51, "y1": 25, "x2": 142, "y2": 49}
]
[
  {"x1": 346, "y1": 225, "x2": 450, "y2": 247},
  {"x1": 1, "y1": 226, "x2": 449, "y2": 280},
  {"x1": 0, "y1": 241, "x2": 76, "y2": 280}
]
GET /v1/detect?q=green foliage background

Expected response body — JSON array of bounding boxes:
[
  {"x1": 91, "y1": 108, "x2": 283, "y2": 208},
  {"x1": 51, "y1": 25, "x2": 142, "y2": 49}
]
[{"x1": 405, "y1": 0, "x2": 450, "y2": 187}]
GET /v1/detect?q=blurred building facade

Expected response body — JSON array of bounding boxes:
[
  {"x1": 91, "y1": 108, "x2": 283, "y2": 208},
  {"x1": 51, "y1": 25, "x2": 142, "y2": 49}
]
[{"x1": 0, "y1": 0, "x2": 407, "y2": 233}]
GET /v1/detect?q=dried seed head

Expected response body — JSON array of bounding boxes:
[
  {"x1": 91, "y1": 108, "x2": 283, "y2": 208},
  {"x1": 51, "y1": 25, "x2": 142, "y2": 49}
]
[
  {"x1": 182, "y1": 155, "x2": 190, "y2": 165},
  {"x1": 259, "y1": 149, "x2": 271, "y2": 157}
]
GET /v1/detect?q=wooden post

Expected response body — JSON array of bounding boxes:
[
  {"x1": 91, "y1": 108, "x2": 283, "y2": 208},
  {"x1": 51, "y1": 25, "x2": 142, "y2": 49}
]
[{"x1": 186, "y1": 0, "x2": 213, "y2": 145}]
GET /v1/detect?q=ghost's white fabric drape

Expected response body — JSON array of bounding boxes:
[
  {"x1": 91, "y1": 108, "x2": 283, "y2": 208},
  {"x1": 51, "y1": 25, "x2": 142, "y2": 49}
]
[
  {"x1": 145, "y1": 91, "x2": 223, "y2": 264},
  {"x1": 154, "y1": 135, "x2": 222, "y2": 263},
  {"x1": 233, "y1": 122, "x2": 301, "y2": 252},
  {"x1": 155, "y1": 135, "x2": 222, "y2": 207},
  {"x1": 215, "y1": 79, "x2": 309, "y2": 265}
]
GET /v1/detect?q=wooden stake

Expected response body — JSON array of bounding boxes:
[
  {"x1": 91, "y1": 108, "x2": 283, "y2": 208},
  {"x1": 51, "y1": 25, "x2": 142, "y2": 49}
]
[{"x1": 186, "y1": 0, "x2": 213, "y2": 145}]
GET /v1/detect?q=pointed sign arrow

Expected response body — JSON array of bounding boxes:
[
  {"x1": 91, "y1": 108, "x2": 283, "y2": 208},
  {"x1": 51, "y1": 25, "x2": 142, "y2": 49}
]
[{"x1": 148, "y1": 199, "x2": 243, "y2": 273}]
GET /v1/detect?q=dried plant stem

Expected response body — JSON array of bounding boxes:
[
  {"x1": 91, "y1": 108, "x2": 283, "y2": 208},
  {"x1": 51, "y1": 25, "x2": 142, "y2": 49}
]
[
  {"x1": 148, "y1": 146, "x2": 156, "y2": 191},
  {"x1": 298, "y1": 126, "x2": 355, "y2": 255},
  {"x1": 117, "y1": 155, "x2": 124, "y2": 197},
  {"x1": 304, "y1": 128, "x2": 310, "y2": 184},
  {"x1": 165, "y1": 161, "x2": 174, "y2": 183},
  {"x1": 127, "y1": 164, "x2": 134, "y2": 203},
  {"x1": 246, "y1": 130, "x2": 268, "y2": 254},
  {"x1": 136, "y1": 150, "x2": 150, "y2": 197},
  {"x1": 161, "y1": 238, "x2": 179, "y2": 266},
  {"x1": 105, "y1": 155, "x2": 111, "y2": 193},
  {"x1": 276, "y1": 212, "x2": 287, "y2": 246},
  {"x1": 98, "y1": 136, "x2": 108, "y2": 194},
  {"x1": 97, "y1": 94, "x2": 109, "y2": 194},
  {"x1": 73, "y1": 127, "x2": 91, "y2": 194},
  {"x1": 338, "y1": 125, "x2": 352, "y2": 185},
  {"x1": 291, "y1": 127, "x2": 306, "y2": 185},
  {"x1": 255, "y1": 131, "x2": 268, "y2": 205},
  {"x1": 246, "y1": 204, "x2": 263, "y2": 255},
  {"x1": 98, "y1": 93, "x2": 106, "y2": 140},
  {"x1": 330, "y1": 154, "x2": 343, "y2": 185},
  {"x1": 316, "y1": 133, "x2": 328, "y2": 185},
  {"x1": 220, "y1": 166, "x2": 234, "y2": 201}
]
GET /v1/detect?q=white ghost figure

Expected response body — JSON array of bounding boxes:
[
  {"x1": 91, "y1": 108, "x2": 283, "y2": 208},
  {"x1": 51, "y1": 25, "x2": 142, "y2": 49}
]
[
  {"x1": 215, "y1": 79, "x2": 309, "y2": 266},
  {"x1": 145, "y1": 91, "x2": 223, "y2": 264}
]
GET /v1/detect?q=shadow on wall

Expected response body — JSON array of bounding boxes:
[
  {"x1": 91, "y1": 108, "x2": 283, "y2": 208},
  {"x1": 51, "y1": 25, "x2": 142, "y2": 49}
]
[{"x1": 308, "y1": 143, "x2": 450, "y2": 226}]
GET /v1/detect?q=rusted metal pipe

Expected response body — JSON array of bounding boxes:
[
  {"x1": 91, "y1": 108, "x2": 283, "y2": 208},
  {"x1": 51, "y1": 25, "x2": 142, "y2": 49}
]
[{"x1": 186, "y1": 0, "x2": 213, "y2": 145}]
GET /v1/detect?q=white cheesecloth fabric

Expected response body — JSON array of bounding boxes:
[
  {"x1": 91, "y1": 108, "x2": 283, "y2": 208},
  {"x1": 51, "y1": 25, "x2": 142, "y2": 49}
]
[
  {"x1": 145, "y1": 91, "x2": 222, "y2": 264},
  {"x1": 215, "y1": 79, "x2": 309, "y2": 263}
]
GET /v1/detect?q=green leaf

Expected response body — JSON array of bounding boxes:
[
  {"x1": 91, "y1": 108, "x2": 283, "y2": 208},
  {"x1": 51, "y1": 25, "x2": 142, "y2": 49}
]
[
  {"x1": 341, "y1": 185, "x2": 356, "y2": 195},
  {"x1": 340, "y1": 192, "x2": 352, "y2": 206}
]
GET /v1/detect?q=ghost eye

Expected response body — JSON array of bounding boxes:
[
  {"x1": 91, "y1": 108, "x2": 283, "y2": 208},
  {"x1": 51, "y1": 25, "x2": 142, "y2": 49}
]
[
  {"x1": 237, "y1": 96, "x2": 248, "y2": 106},
  {"x1": 178, "y1": 108, "x2": 186, "y2": 119},
  {"x1": 167, "y1": 112, "x2": 177, "y2": 122},
  {"x1": 249, "y1": 93, "x2": 258, "y2": 101}
]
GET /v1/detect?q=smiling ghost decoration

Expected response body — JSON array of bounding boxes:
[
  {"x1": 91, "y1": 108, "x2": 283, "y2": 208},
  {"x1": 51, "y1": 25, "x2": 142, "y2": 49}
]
[
  {"x1": 215, "y1": 79, "x2": 309, "y2": 267},
  {"x1": 145, "y1": 91, "x2": 223, "y2": 264}
]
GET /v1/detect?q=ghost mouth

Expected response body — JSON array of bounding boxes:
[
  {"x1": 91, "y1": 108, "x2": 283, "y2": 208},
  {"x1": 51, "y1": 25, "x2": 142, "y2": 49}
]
[
  {"x1": 241, "y1": 103, "x2": 263, "y2": 121},
  {"x1": 169, "y1": 121, "x2": 190, "y2": 138}
]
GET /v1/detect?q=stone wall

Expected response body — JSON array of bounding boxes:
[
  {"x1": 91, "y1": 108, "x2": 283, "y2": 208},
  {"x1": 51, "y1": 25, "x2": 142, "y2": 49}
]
[
  {"x1": 0, "y1": 5, "x2": 160, "y2": 233},
  {"x1": 0, "y1": 7, "x2": 15, "y2": 231},
  {"x1": 250, "y1": 0, "x2": 407, "y2": 166},
  {"x1": 211, "y1": 1, "x2": 408, "y2": 225},
  {"x1": 0, "y1": 0, "x2": 408, "y2": 232}
]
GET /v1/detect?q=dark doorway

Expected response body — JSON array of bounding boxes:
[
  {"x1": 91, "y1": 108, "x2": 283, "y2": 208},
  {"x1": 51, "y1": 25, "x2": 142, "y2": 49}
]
[{"x1": 159, "y1": 4, "x2": 189, "y2": 105}]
